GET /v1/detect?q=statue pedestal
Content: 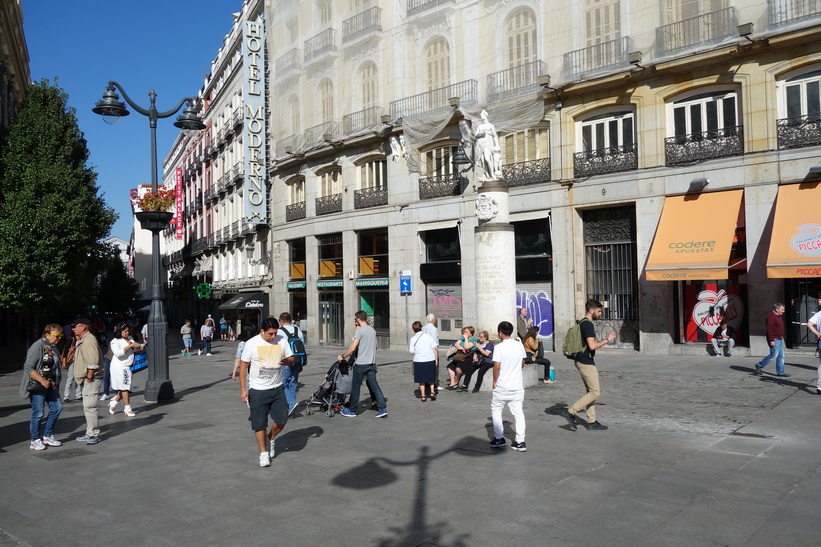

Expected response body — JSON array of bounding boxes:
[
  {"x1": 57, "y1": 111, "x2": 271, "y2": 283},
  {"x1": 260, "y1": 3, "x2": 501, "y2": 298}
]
[{"x1": 474, "y1": 179, "x2": 516, "y2": 339}]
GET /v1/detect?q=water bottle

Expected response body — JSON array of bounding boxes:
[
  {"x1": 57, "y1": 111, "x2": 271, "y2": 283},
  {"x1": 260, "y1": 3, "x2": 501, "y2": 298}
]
[{"x1": 548, "y1": 365, "x2": 556, "y2": 382}]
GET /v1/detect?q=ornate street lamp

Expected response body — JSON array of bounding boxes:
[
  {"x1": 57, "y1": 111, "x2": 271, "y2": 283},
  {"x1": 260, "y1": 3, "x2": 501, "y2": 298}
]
[{"x1": 93, "y1": 81, "x2": 204, "y2": 402}]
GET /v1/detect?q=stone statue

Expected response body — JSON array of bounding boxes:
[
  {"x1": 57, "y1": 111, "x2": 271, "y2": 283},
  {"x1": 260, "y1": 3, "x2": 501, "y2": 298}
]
[{"x1": 473, "y1": 110, "x2": 502, "y2": 181}]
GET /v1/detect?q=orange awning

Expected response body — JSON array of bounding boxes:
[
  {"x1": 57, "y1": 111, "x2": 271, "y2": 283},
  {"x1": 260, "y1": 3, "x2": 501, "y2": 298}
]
[
  {"x1": 646, "y1": 189, "x2": 744, "y2": 281},
  {"x1": 766, "y1": 182, "x2": 821, "y2": 278}
]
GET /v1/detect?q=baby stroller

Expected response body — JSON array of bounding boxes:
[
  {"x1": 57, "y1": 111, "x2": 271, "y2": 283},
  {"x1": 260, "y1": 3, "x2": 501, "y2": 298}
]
[{"x1": 304, "y1": 358, "x2": 353, "y2": 417}]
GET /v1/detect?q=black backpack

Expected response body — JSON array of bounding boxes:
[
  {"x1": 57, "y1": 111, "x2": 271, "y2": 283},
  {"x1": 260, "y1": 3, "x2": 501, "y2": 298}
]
[{"x1": 284, "y1": 326, "x2": 307, "y2": 367}]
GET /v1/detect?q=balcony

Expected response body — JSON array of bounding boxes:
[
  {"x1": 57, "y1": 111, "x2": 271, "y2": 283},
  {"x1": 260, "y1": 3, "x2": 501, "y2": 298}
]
[
  {"x1": 563, "y1": 37, "x2": 629, "y2": 79},
  {"x1": 240, "y1": 221, "x2": 255, "y2": 236},
  {"x1": 354, "y1": 186, "x2": 388, "y2": 209},
  {"x1": 221, "y1": 226, "x2": 231, "y2": 242},
  {"x1": 408, "y1": 0, "x2": 454, "y2": 16},
  {"x1": 656, "y1": 7, "x2": 736, "y2": 57},
  {"x1": 276, "y1": 135, "x2": 299, "y2": 158},
  {"x1": 233, "y1": 108, "x2": 243, "y2": 127},
  {"x1": 769, "y1": 0, "x2": 821, "y2": 28},
  {"x1": 343, "y1": 106, "x2": 382, "y2": 134},
  {"x1": 777, "y1": 115, "x2": 821, "y2": 149},
  {"x1": 304, "y1": 29, "x2": 336, "y2": 63},
  {"x1": 574, "y1": 144, "x2": 638, "y2": 177},
  {"x1": 275, "y1": 48, "x2": 301, "y2": 78},
  {"x1": 286, "y1": 201, "x2": 306, "y2": 222},
  {"x1": 390, "y1": 80, "x2": 478, "y2": 119},
  {"x1": 215, "y1": 176, "x2": 225, "y2": 194},
  {"x1": 502, "y1": 158, "x2": 551, "y2": 187},
  {"x1": 304, "y1": 121, "x2": 338, "y2": 148},
  {"x1": 487, "y1": 60, "x2": 545, "y2": 103},
  {"x1": 316, "y1": 193, "x2": 342, "y2": 215},
  {"x1": 342, "y1": 7, "x2": 382, "y2": 43},
  {"x1": 192, "y1": 237, "x2": 206, "y2": 255},
  {"x1": 204, "y1": 188, "x2": 213, "y2": 203},
  {"x1": 231, "y1": 220, "x2": 241, "y2": 238},
  {"x1": 665, "y1": 126, "x2": 743, "y2": 166},
  {"x1": 232, "y1": 163, "x2": 244, "y2": 183},
  {"x1": 204, "y1": 144, "x2": 213, "y2": 158},
  {"x1": 216, "y1": 129, "x2": 225, "y2": 146},
  {"x1": 419, "y1": 173, "x2": 460, "y2": 199},
  {"x1": 196, "y1": 192, "x2": 204, "y2": 212}
]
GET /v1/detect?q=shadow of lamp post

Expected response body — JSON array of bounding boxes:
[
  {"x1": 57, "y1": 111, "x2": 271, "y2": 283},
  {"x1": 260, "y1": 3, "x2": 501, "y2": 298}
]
[{"x1": 92, "y1": 81, "x2": 205, "y2": 402}]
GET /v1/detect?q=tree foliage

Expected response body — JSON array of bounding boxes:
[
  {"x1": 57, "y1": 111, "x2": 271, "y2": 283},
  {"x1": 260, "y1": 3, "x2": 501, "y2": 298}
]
[
  {"x1": 97, "y1": 249, "x2": 141, "y2": 314},
  {"x1": 0, "y1": 79, "x2": 117, "y2": 317}
]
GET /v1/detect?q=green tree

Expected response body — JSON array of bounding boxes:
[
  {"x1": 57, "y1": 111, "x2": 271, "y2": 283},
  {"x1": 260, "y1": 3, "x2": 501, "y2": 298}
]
[
  {"x1": 0, "y1": 79, "x2": 117, "y2": 322},
  {"x1": 96, "y1": 251, "x2": 141, "y2": 315}
]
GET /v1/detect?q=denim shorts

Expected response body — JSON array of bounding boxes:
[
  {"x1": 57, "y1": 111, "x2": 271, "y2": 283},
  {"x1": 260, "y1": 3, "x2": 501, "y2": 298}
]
[
  {"x1": 249, "y1": 385, "x2": 288, "y2": 431},
  {"x1": 183, "y1": 338, "x2": 192, "y2": 348}
]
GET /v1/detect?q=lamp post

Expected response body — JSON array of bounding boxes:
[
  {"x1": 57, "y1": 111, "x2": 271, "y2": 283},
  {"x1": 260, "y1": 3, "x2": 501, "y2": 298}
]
[{"x1": 93, "y1": 81, "x2": 205, "y2": 403}]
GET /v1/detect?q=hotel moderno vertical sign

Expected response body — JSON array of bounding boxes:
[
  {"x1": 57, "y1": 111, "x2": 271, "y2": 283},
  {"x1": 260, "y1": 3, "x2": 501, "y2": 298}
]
[{"x1": 243, "y1": 19, "x2": 266, "y2": 224}]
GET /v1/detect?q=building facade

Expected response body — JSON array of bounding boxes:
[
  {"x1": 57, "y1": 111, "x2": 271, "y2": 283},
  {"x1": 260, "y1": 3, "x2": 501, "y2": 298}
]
[
  {"x1": 161, "y1": 0, "x2": 821, "y2": 353},
  {"x1": 0, "y1": 0, "x2": 30, "y2": 130}
]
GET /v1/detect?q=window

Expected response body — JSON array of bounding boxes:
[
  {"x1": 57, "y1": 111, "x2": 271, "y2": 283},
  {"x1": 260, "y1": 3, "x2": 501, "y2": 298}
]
[
  {"x1": 670, "y1": 91, "x2": 738, "y2": 140},
  {"x1": 783, "y1": 69, "x2": 821, "y2": 122},
  {"x1": 288, "y1": 177, "x2": 305, "y2": 204},
  {"x1": 425, "y1": 38, "x2": 450, "y2": 91},
  {"x1": 584, "y1": 0, "x2": 621, "y2": 46},
  {"x1": 361, "y1": 61, "x2": 378, "y2": 108},
  {"x1": 503, "y1": 126, "x2": 549, "y2": 165},
  {"x1": 579, "y1": 111, "x2": 634, "y2": 156},
  {"x1": 422, "y1": 145, "x2": 458, "y2": 178},
  {"x1": 514, "y1": 219, "x2": 552, "y2": 258},
  {"x1": 662, "y1": 0, "x2": 727, "y2": 24},
  {"x1": 319, "y1": 169, "x2": 342, "y2": 197},
  {"x1": 424, "y1": 227, "x2": 460, "y2": 263},
  {"x1": 360, "y1": 158, "x2": 387, "y2": 189},
  {"x1": 506, "y1": 8, "x2": 537, "y2": 69},
  {"x1": 287, "y1": 96, "x2": 300, "y2": 136},
  {"x1": 317, "y1": 0, "x2": 332, "y2": 27},
  {"x1": 318, "y1": 233, "x2": 343, "y2": 278},
  {"x1": 289, "y1": 238, "x2": 306, "y2": 279},
  {"x1": 358, "y1": 229, "x2": 388, "y2": 276},
  {"x1": 319, "y1": 79, "x2": 334, "y2": 122}
]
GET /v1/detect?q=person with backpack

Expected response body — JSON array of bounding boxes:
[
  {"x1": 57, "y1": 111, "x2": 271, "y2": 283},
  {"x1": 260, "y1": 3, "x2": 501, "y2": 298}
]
[
  {"x1": 561, "y1": 299, "x2": 616, "y2": 431},
  {"x1": 274, "y1": 312, "x2": 306, "y2": 417}
]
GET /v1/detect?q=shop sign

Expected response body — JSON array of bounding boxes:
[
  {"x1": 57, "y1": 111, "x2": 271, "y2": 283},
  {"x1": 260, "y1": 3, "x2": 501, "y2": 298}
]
[
  {"x1": 286, "y1": 281, "x2": 307, "y2": 291},
  {"x1": 317, "y1": 280, "x2": 344, "y2": 289},
  {"x1": 355, "y1": 277, "x2": 389, "y2": 288}
]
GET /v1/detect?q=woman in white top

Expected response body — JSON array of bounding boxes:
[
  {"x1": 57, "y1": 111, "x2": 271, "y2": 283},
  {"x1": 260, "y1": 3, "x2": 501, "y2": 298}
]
[
  {"x1": 409, "y1": 321, "x2": 438, "y2": 402},
  {"x1": 200, "y1": 319, "x2": 214, "y2": 356},
  {"x1": 108, "y1": 323, "x2": 143, "y2": 417}
]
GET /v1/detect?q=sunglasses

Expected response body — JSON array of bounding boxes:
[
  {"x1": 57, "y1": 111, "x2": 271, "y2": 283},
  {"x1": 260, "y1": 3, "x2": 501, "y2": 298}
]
[{"x1": 49, "y1": 333, "x2": 63, "y2": 338}]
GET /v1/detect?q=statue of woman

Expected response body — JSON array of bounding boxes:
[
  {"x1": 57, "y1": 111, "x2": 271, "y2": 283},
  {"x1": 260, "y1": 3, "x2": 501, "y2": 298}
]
[{"x1": 473, "y1": 110, "x2": 502, "y2": 181}]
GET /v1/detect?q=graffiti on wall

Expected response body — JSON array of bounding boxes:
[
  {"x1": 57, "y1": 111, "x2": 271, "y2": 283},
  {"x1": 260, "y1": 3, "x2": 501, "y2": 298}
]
[
  {"x1": 428, "y1": 286, "x2": 463, "y2": 319},
  {"x1": 516, "y1": 288, "x2": 554, "y2": 337}
]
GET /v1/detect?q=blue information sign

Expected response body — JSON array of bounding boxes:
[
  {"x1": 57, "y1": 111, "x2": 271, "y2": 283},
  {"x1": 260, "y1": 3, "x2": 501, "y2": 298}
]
[{"x1": 399, "y1": 270, "x2": 412, "y2": 294}]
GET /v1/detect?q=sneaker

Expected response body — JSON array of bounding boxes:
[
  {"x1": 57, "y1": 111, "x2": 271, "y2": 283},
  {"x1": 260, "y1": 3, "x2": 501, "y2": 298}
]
[
  {"x1": 100, "y1": 394, "x2": 109, "y2": 401},
  {"x1": 713, "y1": 354, "x2": 723, "y2": 358},
  {"x1": 287, "y1": 402, "x2": 298, "y2": 417},
  {"x1": 63, "y1": 397, "x2": 70, "y2": 402},
  {"x1": 206, "y1": 353, "x2": 212, "y2": 356},
  {"x1": 85, "y1": 436, "x2": 100, "y2": 445},
  {"x1": 560, "y1": 408, "x2": 578, "y2": 431},
  {"x1": 777, "y1": 373, "x2": 791, "y2": 377},
  {"x1": 268, "y1": 439, "x2": 276, "y2": 459},
  {"x1": 198, "y1": 350, "x2": 202, "y2": 356},
  {"x1": 75, "y1": 434, "x2": 93, "y2": 443},
  {"x1": 472, "y1": 387, "x2": 480, "y2": 393},
  {"x1": 753, "y1": 366, "x2": 763, "y2": 376},
  {"x1": 585, "y1": 421, "x2": 608, "y2": 431},
  {"x1": 726, "y1": 353, "x2": 733, "y2": 357},
  {"x1": 489, "y1": 437, "x2": 507, "y2": 449},
  {"x1": 181, "y1": 350, "x2": 186, "y2": 357},
  {"x1": 375, "y1": 408, "x2": 388, "y2": 418},
  {"x1": 259, "y1": 452, "x2": 271, "y2": 467},
  {"x1": 340, "y1": 408, "x2": 357, "y2": 418},
  {"x1": 30, "y1": 439, "x2": 46, "y2": 451},
  {"x1": 511, "y1": 440, "x2": 527, "y2": 452},
  {"x1": 42, "y1": 436, "x2": 62, "y2": 447}
]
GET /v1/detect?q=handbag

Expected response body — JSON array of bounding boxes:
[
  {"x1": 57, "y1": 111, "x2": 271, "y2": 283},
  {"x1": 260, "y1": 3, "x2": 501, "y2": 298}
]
[
  {"x1": 450, "y1": 351, "x2": 469, "y2": 363},
  {"x1": 445, "y1": 345, "x2": 457, "y2": 359},
  {"x1": 27, "y1": 344, "x2": 55, "y2": 394},
  {"x1": 131, "y1": 351, "x2": 148, "y2": 373}
]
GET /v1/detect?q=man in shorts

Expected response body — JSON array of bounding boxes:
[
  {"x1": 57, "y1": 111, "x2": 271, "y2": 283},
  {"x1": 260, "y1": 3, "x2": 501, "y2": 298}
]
[
  {"x1": 180, "y1": 320, "x2": 192, "y2": 357},
  {"x1": 239, "y1": 317, "x2": 294, "y2": 467}
]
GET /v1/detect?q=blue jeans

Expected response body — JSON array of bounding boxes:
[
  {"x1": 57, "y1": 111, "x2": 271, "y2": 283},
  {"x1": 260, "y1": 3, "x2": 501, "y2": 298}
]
[
  {"x1": 103, "y1": 357, "x2": 111, "y2": 396},
  {"x1": 281, "y1": 365, "x2": 301, "y2": 408},
  {"x1": 200, "y1": 337, "x2": 212, "y2": 354},
  {"x1": 348, "y1": 363, "x2": 386, "y2": 412},
  {"x1": 30, "y1": 389, "x2": 62, "y2": 440},
  {"x1": 757, "y1": 339, "x2": 785, "y2": 375}
]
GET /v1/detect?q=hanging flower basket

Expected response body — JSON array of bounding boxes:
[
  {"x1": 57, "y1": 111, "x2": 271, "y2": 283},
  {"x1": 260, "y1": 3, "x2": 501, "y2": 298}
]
[{"x1": 136, "y1": 211, "x2": 174, "y2": 232}]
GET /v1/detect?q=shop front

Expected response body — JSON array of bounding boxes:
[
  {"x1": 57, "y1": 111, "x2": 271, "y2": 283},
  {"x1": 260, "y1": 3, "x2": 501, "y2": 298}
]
[
  {"x1": 356, "y1": 277, "x2": 390, "y2": 347},
  {"x1": 218, "y1": 291, "x2": 268, "y2": 332},
  {"x1": 646, "y1": 189, "x2": 749, "y2": 347},
  {"x1": 765, "y1": 182, "x2": 821, "y2": 347}
]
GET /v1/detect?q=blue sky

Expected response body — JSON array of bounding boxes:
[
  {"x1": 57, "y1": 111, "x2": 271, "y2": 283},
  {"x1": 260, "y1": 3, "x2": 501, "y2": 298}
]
[{"x1": 23, "y1": 0, "x2": 244, "y2": 242}]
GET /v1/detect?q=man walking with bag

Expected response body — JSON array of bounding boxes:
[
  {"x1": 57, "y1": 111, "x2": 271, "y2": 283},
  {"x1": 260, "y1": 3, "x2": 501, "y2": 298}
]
[{"x1": 338, "y1": 311, "x2": 387, "y2": 418}]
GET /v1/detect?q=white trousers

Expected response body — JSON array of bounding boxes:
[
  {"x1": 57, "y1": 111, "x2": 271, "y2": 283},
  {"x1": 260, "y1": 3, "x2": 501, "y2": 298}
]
[{"x1": 491, "y1": 388, "x2": 525, "y2": 443}]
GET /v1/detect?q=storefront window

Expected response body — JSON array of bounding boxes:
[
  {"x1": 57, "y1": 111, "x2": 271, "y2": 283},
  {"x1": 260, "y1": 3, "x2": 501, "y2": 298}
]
[
  {"x1": 358, "y1": 229, "x2": 389, "y2": 276},
  {"x1": 424, "y1": 227, "x2": 460, "y2": 262},
  {"x1": 318, "y1": 233, "x2": 343, "y2": 278},
  {"x1": 289, "y1": 238, "x2": 306, "y2": 279}
]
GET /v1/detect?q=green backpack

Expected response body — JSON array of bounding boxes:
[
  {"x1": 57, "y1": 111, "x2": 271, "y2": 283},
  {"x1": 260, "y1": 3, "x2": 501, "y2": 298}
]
[{"x1": 562, "y1": 318, "x2": 590, "y2": 360}]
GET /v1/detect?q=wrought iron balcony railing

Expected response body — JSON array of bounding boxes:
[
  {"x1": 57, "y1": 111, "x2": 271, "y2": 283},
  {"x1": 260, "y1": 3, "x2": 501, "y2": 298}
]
[
  {"x1": 563, "y1": 37, "x2": 629, "y2": 79},
  {"x1": 286, "y1": 201, "x2": 306, "y2": 222},
  {"x1": 231, "y1": 220, "x2": 241, "y2": 238},
  {"x1": 354, "y1": 186, "x2": 389, "y2": 209},
  {"x1": 304, "y1": 29, "x2": 336, "y2": 63},
  {"x1": 342, "y1": 7, "x2": 382, "y2": 43},
  {"x1": 487, "y1": 60, "x2": 545, "y2": 103},
  {"x1": 665, "y1": 126, "x2": 743, "y2": 166},
  {"x1": 768, "y1": 0, "x2": 821, "y2": 29},
  {"x1": 419, "y1": 173, "x2": 460, "y2": 199},
  {"x1": 390, "y1": 80, "x2": 477, "y2": 119},
  {"x1": 502, "y1": 158, "x2": 551, "y2": 187},
  {"x1": 304, "y1": 121, "x2": 338, "y2": 148},
  {"x1": 276, "y1": 134, "x2": 299, "y2": 158},
  {"x1": 204, "y1": 188, "x2": 213, "y2": 203},
  {"x1": 275, "y1": 48, "x2": 301, "y2": 77},
  {"x1": 316, "y1": 194, "x2": 343, "y2": 215},
  {"x1": 343, "y1": 106, "x2": 382, "y2": 134},
  {"x1": 777, "y1": 115, "x2": 821, "y2": 149},
  {"x1": 574, "y1": 144, "x2": 638, "y2": 177},
  {"x1": 233, "y1": 108, "x2": 243, "y2": 127},
  {"x1": 408, "y1": 0, "x2": 454, "y2": 16},
  {"x1": 232, "y1": 163, "x2": 244, "y2": 183},
  {"x1": 656, "y1": 7, "x2": 736, "y2": 57}
]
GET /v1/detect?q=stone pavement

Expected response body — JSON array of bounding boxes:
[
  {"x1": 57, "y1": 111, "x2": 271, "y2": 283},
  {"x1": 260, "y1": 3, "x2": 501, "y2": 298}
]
[{"x1": 1, "y1": 338, "x2": 820, "y2": 547}]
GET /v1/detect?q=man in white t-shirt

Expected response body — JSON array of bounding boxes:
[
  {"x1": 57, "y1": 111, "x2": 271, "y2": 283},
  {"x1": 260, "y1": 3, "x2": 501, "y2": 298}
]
[
  {"x1": 807, "y1": 310, "x2": 821, "y2": 395},
  {"x1": 489, "y1": 320, "x2": 528, "y2": 451},
  {"x1": 239, "y1": 317, "x2": 294, "y2": 468}
]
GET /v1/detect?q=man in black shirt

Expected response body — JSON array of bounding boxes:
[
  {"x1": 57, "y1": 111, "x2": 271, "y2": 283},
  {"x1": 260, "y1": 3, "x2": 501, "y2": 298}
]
[{"x1": 561, "y1": 299, "x2": 616, "y2": 431}]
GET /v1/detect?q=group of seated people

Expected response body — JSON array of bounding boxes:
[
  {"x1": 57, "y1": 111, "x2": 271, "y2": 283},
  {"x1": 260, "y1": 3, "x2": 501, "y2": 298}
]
[{"x1": 444, "y1": 325, "x2": 552, "y2": 392}]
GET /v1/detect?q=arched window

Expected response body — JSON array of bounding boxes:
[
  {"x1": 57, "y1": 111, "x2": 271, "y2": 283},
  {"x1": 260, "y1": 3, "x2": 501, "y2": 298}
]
[
  {"x1": 425, "y1": 38, "x2": 450, "y2": 91},
  {"x1": 319, "y1": 79, "x2": 334, "y2": 122},
  {"x1": 505, "y1": 8, "x2": 537, "y2": 69},
  {"x1": 361, "y1": 61, "x2": 378, "y2": 108},
  {"x1": 288, "y1": 96, "x2": 300, "y2": 135}
]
